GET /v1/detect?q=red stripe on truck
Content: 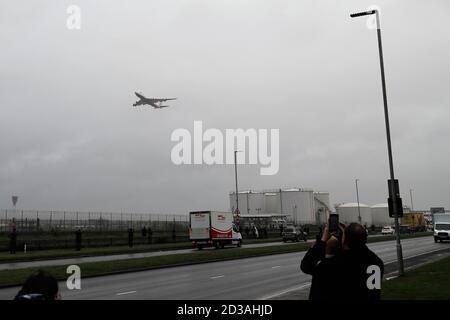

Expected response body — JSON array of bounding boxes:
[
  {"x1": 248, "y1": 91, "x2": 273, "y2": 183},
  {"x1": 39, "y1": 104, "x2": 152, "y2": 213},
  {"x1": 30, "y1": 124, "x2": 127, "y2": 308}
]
[{"x1": 211, "y1": 227, "x2": 232, "y2": 239}]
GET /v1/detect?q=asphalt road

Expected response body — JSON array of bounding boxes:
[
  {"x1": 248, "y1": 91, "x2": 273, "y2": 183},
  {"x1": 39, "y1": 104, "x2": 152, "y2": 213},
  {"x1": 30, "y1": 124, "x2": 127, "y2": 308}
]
[
  {"x1": 0, "y1": 236, "x2": 446, "y2": 300},
  {"x1": 0, "y1": 234, "x2": 389, "y2": 271},
  {"x1": 0, "y1": 241, "x2": 307, "y2": 271}
]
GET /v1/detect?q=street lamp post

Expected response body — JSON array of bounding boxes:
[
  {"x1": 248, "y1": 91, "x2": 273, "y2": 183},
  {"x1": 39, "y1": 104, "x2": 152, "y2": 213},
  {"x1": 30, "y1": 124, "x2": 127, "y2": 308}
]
[
  {"x1": 350, "y1": 9, "x2": 405, "y2": 275},
  {"x1": 410, "y1": 189, "x2": 414, "y2": 211},
  {"x1": 355, "y1": 179, "x2": 361, "y2": 224},
  {"x1": 234, "y1": 150, "x2": 242, "y2": 221}
]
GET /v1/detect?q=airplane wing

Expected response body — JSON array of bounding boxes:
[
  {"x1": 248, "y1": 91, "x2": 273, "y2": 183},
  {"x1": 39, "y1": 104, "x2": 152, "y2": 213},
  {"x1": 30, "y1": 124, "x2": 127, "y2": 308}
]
[
  {"x1": 135, "y1": 92, "x2": 146, "y2": 99},
  {"x1": 152, "y1": 98, "x2": 177, "y2": 102}
]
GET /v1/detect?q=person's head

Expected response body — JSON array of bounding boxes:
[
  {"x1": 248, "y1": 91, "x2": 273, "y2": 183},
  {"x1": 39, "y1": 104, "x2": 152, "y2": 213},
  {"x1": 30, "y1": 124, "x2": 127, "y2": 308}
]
[
  {"x1": 325, "y1": 236, "x2": 339, "y2": 257},
  {"x1": 15, "y1": 270, "x2": 60, "y2": 300},
  {"x1": 342, "y1": 223, "x2": 367, "y2": 250}
]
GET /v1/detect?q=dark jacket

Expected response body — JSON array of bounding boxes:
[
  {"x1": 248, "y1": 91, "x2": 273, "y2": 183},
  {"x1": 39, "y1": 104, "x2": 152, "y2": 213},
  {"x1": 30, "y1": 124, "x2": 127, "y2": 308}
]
[
  {"x1": 300, "y1": 240, "x2": 341, "y2": 300},
  {"x1": 300, "y1": 241, "x2": 384, "y2": 300},
  {"x1": 337, "y1": 245, "x2": 384, "y2": 300}
]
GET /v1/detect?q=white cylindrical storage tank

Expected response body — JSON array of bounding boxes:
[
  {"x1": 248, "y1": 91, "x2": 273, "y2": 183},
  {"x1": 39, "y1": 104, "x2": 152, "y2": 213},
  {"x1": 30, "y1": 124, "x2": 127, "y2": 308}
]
[
  {"x1": 229, "y1": 191, "x2": 251, "y2": 215},
  {"x1": 264, "y1": 193, "x2": 280, "y2": 214},
  {"x1": 314, "y1": 192, "x2": 330, "y2": 208},
  {"x1": 314, "y1": 192, "x2": 331, "y2": 225},
  {"x1": 371, "y1": 203, "x2": 394, "y2": 227},
  {"x1": 281, "y1": 189, "x2": 315, "y2": 225},
  {"x1": 247, "y1": 192, "x2": 265, "y2": 215},
  {"x1": 336, "y1": 202, "x2": 372, "y2": 226}
]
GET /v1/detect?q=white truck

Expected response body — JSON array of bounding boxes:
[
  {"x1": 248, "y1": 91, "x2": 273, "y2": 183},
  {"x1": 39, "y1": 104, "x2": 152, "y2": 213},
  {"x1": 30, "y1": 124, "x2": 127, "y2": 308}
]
[
  {"x1": 433, "y1": 213, "x2": 450, "y2": 243},
  {"x1": 189, "y1": 211, "x2": 242, "y2": 249}
]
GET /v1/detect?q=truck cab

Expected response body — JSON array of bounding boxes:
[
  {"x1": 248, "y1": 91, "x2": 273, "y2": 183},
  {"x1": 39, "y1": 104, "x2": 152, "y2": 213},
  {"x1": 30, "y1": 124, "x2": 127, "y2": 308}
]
[{"x1": 433, "y1": 213, "x2": 450, "y2": 243}]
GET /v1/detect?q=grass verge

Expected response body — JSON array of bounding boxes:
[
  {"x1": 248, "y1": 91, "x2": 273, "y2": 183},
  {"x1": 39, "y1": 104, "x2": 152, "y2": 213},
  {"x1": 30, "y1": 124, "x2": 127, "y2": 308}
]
[
  {"x1": 0, "y1": 242, "x2": 310, "y2": 288},
  {"x1": 0, "y1": 233, "x2": 432, "y2": 264},
  {"x1": 382, "y1": 255, "x2": 450, "y2": 300},
  {"x1": 0, "y1": 237, "x2": 285, "y2": 263}
]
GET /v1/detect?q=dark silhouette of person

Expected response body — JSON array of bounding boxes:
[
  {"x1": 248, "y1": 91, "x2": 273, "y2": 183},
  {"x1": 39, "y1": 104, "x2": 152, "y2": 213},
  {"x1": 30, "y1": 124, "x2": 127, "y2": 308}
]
[
  {"x1": 147, "y1": 227, "x2": 153, "y2": 244},
  {"x1": 299, "y1": 226, "x2": 307, "y2": 242},
  {"x1": 301, "y1": 223, "x2": 384, "y2": 300},
  {"x1": 128, "y1": 228, "x2": 134, "y2": 248},
  {"x1": 9, "y1": 228, "x2": 17, "y2": 254},
  {"x1": 263, "y1": 227, "x2": 268, "y2": 239},
  {"x1": 75, "y1": 229, "x2": 82, "y2": 251},
  {"x1": 279, "y1": 224, "x2": 284, "y2": 236},
  {"x1": 142, "y1": 226, "x2": 147, "y2": 238},
  {"x1": 245, "y1": 226, "x2": 250, "y2": 237},
  {"x1": 15, "y1": 270, "x2": 60, "y2": 300},
  {"x1": 172, "y1": 226, "x2": 176, "y2": 242}
]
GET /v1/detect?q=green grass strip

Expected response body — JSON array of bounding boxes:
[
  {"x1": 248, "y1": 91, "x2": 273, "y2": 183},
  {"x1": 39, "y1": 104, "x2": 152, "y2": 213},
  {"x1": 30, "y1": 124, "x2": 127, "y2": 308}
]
[{"x1": 382, "y1": 255, "x2": 450, "y2": 300}]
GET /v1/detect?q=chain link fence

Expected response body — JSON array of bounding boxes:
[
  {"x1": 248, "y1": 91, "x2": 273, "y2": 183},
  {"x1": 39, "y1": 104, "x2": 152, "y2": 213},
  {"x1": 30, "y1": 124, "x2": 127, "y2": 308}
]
[
  {"x1": 0, "y1": 209, "x2": 189, "y2": 233},
  {"x1": 0, "y1": 210, "x2": 191, "y2": 251}
]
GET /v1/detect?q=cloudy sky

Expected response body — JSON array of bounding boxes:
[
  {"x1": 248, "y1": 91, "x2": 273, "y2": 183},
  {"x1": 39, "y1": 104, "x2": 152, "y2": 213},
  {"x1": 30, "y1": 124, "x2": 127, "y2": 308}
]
[{"x1": 1, "y1": 0, "x2": 449, "y2": 214}]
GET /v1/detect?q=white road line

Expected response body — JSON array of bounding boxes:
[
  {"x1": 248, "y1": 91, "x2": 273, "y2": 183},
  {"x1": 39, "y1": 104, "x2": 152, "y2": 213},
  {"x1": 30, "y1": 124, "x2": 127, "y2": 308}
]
[
  {"x1": 271, "y1": 266, "x2": 281, "y2": 269},
  {"x1": 210, "y1": 275, "x2": 225, "y2": 279},
  {"x1": 259, "y1": 282, "x2": 311, "y2": 300},
  {"x1": 116, "y1": 291, "x2": 137, "y2": 296},
  {"x1": 386, "y1": 276, "x2": 398, "y2": 281}
]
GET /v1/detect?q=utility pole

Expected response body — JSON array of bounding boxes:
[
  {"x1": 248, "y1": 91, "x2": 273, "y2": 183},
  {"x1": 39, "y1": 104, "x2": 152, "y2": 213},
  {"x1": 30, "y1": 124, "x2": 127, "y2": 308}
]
[
  {"x1": 355, "y1": 179, "x2": 361, "y2": 224},
  {"x1": 410, "y1": 189, "x2": 414, "y2": 211},
  {"x1": 234, "y1": 150, "x2": 242, "y2": 222},
  {"x1": 351, "y1": 9, "x2": 404, "y2": 275}
]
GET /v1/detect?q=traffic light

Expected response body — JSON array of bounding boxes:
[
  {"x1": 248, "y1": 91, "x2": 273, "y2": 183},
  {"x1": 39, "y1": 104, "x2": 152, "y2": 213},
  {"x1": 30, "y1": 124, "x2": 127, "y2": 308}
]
[
  {"x1": 388, "y1": 179, "x2": 403, "y2": 218},
  {"x1": 388, "y1": 196, "x2": 403, "y2": 218}
]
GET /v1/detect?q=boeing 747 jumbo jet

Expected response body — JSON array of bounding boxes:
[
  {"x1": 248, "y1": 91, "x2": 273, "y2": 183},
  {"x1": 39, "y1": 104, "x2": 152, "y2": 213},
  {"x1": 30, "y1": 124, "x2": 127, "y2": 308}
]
[{"x1": 133, "y1": 92, "x2": 176, "y2": 108}]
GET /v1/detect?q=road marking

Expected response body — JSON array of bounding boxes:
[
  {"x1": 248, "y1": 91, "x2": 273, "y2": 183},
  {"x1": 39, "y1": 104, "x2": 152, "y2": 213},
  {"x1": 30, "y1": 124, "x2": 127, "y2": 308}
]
[
  {"x1": 116, "y1": 291, "x2": 137, "y2": 296},
  {"x1": 271, "y1": 266, "x2": 281, "y2": 269},
  {"x1": 386, "y1": 276, "x2": 397, "y2": 281},
  {"x1": 259, "y1": 282, "x2": 311, "y2": 300},
  {"x1": 210, "y1": 275, "x2": 225, "y2": 279}
]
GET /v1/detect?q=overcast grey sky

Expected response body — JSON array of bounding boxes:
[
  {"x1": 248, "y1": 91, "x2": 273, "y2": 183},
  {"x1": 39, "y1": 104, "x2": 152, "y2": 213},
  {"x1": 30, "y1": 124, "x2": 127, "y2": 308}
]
[{"x1": 1, "y1": 0, "x2": 449, "y2": 214}]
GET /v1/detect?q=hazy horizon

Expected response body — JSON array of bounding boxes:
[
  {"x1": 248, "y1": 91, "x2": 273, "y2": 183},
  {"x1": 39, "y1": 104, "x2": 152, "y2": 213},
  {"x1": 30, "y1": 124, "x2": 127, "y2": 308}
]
[{"x1": 1, "y1": 0, "x2": 450, "y2": 214}]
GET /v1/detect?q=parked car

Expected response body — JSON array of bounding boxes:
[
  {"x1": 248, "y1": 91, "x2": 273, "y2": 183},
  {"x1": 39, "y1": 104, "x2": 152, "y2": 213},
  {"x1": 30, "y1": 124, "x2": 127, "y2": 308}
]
[
  {"x1": 381, "y1": 226, "x2": 395, "y2": 235},
  {"x1": 282, "y1": 227, "x2": 307, "y2": 242}
]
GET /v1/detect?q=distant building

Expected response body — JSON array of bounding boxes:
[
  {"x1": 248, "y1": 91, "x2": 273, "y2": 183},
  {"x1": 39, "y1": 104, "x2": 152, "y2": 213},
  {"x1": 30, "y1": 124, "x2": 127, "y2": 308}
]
[{"x1": 229, "y1": 188, "x2": 331, "y2": 225}]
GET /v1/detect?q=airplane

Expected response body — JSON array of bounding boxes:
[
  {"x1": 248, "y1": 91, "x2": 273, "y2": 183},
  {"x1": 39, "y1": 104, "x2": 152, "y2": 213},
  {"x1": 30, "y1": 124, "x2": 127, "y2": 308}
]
[{"x1": 133, "y1": 92, "x2": 176, "y2": 108}]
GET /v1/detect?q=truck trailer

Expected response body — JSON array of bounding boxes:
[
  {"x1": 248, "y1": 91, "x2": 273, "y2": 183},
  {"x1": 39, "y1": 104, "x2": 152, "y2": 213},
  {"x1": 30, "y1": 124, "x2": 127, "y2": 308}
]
[
  {"x1": 189, "y1": 211, "x2": 242, "y2": 249},
  {"x1": 433, "y1": 213, "x2": 450, "y2": 243},
  {"x1": 400, "y1": 212, "x2": 426, "y2": 232}
]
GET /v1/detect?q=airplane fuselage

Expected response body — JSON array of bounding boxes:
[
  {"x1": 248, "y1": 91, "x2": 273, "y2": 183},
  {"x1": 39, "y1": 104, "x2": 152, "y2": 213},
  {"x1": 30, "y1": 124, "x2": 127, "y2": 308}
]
[{"x1": 133, "y1": 92, "x2": 176, "y2": 108}]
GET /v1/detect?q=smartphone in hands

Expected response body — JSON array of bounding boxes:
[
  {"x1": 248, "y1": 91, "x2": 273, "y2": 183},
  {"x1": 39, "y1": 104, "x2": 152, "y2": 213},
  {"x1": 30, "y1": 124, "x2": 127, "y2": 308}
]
[{"x1": 328, "y1": 214, "x2": 339, "y2": 233}]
